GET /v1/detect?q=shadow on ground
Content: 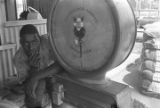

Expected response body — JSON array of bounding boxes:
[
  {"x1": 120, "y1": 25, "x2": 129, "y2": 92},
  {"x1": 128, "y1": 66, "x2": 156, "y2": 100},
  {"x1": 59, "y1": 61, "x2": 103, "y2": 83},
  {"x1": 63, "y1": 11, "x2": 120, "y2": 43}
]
[{"x1": 123, "y1": 58, "x2": 142, "y2": 91}]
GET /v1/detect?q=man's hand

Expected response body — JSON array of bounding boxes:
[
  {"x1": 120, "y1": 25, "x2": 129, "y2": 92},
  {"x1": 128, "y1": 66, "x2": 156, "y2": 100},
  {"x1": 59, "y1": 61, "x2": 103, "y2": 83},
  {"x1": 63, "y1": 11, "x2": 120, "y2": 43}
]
[
  {"x1": 26, "y1": 77, "x2": 38, "y2": 99},
  {"x1": 32, "y1": 62, "x2": 62, "y2": 80},
  {"x1": 25, "y1": 62, "x2": 62, "y2": 99},
  {"x1": 28, "y1": 49, "x2": 40, "y2": 67}
]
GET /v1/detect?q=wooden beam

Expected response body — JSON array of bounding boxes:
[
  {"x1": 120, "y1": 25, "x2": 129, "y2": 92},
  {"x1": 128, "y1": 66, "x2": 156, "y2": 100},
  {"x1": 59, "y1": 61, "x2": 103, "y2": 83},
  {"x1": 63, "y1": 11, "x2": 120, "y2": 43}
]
[
  {"x1": 0, "y1": 44, "x2": 16, "y2": 51},
  {"x1": 5, "y1": 0, "x2": 17, "y2": 21},
  {"x1": 4, "y1": 19, "x2": 47, "y2": 27},
  {"x1": 55, "y1": 74, "x2": 131, "y2": 108}
]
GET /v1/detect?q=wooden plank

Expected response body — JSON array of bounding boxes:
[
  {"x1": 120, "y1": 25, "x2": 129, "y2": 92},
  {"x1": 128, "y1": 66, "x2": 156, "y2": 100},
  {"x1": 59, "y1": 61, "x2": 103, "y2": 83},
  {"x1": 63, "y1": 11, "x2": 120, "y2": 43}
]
[
  {"x1": 55, "y1": 74, "x2": 130, "y2": 108},
  {"x1": 2, "y1": 50, "x2": 8, "y2": 82},
  {"x1": 4, "y1": 19, "x2": 47, "y2": 27},
  {"x1": 7, "y1": 49, "x2": 13, "y2": 77},
  {"x1": 1, "y1": 28, "x2": 7, "y2": 44},
  {"x1": 12, "y1": 48, "x2": 17, "y2": 75},
  {"x1": 0, "y1": 44, "x2": 16, "y2": 51},
  {"x1": 10, "y1": 26, "x2": 15, "y2": 43},
  {"x1": 5, "y1": 0, "x2": 17, "y2": 21},
  {"x1": 0, "y1": 51, "x2": 4, "y2": 88},
  {"x1": 44, "y1": 23, "x2": 47, "y2": 34},
  {"x1": 40, "y1": 24, "x2": 43, "y2": 35},
  {"x1": 4, "y1": 28, "x2": 9, "y2": 44},
  {"x1": 14, "y1": 26, "x2": 20, "y2": 49}
]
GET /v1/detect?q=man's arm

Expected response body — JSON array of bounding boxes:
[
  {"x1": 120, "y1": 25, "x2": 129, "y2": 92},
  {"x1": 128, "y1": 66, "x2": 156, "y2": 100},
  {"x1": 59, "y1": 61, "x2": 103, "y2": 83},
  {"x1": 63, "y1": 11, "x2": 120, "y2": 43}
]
[
  {"x1": 29, "y1": 35, "x2": 63, "y2": 80},
  {"x1": 30, "y1": 62, "x2": 63, "y2": 80}
]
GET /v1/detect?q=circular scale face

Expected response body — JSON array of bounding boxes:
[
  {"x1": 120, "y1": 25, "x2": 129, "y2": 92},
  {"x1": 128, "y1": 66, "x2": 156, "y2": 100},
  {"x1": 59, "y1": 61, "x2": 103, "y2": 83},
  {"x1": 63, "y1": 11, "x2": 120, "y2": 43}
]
[{"x1": 50, "y1": 0, "x2": 117, "y2": 74}]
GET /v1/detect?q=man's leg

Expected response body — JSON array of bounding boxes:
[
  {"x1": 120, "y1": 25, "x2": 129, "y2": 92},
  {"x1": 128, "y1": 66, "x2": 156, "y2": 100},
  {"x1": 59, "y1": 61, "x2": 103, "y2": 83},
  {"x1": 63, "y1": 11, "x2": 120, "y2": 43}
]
[
  {"x1": 25, "y1": 79, "x2": 46, "y2": 108},
  {"x1": 25, "y1": 94, "x2": 42, "y2": 108}
]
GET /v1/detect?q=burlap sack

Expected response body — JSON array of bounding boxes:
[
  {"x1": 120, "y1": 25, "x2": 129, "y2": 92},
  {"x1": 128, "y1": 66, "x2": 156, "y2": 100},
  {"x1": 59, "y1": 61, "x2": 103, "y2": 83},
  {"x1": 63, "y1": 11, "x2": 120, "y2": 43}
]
[
  {"x1": 143, "y1": 21, "x2": 160, "y2": 39},
  {"x1": 142, "y1": 48, "x2": 160, "y2": 61},
  {"x1": 143, "y1": 39, "x2": 160, "y2": 50},
  {"x1": 27, "y1": 6, "x2": 43, "y2": 20},
  {"x1": 141, "y1": 60, "x2": 160, "y2": 72},
  {"x1": 140, "y1": 22, "x2": 160, "y2": 98}
]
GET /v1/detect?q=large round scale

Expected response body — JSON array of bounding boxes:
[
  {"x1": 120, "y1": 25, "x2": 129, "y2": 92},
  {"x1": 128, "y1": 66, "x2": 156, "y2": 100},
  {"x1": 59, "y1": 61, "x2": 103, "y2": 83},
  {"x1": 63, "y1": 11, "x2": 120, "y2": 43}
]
[{"x1": 48, "y1": 0, "x2": 136, "y2": 83}]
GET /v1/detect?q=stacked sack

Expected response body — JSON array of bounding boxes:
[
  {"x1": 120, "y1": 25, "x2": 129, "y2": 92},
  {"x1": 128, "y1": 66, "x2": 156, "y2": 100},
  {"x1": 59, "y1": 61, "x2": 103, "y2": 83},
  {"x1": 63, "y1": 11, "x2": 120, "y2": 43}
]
[{"x1": 140, "y1": 22, "x2": 160, "y2": 98}]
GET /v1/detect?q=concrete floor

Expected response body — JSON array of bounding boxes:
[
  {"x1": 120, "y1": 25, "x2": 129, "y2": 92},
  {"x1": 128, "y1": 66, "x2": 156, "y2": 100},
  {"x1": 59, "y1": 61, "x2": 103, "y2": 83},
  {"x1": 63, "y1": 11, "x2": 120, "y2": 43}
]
[{"x1": 106, "y1": 42, "x2": 160, "y2": 108}]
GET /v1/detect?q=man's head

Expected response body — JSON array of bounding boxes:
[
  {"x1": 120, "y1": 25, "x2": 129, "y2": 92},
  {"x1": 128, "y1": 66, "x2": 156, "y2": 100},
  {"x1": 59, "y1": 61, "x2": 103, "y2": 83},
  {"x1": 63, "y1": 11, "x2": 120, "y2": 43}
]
[{"x1": 20, "y1": 24, "x2": 40, "y2": 55}]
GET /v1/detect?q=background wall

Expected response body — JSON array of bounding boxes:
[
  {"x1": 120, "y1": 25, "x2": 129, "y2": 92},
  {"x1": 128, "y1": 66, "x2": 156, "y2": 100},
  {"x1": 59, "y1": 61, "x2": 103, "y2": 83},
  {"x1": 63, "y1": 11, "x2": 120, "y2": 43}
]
[
  {"x1": 0, "y1": 0, "x2": 6, "y2": 88},
  {"x1": 5, "y1": 0, "x2": 17, "y2": 21},
  {"x1": 0, "y1": 0, "x2": 6, "y2": 45}
]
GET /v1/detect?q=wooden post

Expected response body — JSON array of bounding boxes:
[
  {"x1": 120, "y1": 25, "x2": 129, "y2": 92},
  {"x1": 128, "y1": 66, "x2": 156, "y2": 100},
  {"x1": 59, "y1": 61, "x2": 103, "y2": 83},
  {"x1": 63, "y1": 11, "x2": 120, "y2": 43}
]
[
  {"x1": 5, "y1": 0, "x2": 17, "y2": 21},
  {"x1": 55, "y1": 74, "x2": 131, "y2": 108},
  {"x1": 158, "y1": 0, "x2": 160, "y2": 19},
  {"x1": 0, "y1": 0, "x2": 6, "y2": 88}
]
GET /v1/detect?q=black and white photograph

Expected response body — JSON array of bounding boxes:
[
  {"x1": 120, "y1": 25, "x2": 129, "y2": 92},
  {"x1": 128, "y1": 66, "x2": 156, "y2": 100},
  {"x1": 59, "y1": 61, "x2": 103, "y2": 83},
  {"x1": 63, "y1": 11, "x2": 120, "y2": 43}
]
[{"x1": 0, "y1": 0, "x2": 160, "y2": 108}]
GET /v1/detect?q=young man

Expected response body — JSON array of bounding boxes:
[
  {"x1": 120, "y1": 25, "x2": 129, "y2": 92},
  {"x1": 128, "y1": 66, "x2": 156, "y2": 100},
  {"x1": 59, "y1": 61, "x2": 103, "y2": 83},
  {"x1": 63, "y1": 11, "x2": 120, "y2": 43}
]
[{"x1": 13, "y1": 24, "x2": 62, "y2": 108}]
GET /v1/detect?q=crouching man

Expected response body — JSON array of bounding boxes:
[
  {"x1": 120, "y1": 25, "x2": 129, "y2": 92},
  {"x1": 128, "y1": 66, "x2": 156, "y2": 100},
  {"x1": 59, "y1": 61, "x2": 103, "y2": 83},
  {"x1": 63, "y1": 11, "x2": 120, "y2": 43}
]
[{"x1": 13, "y1": 24, "x2": 62, "y2": 108}]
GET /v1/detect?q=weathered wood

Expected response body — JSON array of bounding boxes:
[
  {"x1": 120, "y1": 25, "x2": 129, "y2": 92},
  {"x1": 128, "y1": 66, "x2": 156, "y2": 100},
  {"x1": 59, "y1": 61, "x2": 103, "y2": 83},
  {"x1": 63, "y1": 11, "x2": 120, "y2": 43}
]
[
  {"x1": 0, "y1": 44, "x2": 16, "y2": 51},
  {"x1": 54, "y1": 74, "x2": 130, "y2": 108},
  {"x1": 4, "y1": 19, "x2": 47, "y2": 27}
]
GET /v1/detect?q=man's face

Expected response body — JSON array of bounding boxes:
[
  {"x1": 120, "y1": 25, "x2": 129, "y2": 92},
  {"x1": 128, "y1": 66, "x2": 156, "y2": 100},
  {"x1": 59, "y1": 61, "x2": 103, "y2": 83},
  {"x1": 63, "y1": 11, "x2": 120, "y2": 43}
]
[{"x1": 21, "y1": 33, "x2": 40, "y2": 54}]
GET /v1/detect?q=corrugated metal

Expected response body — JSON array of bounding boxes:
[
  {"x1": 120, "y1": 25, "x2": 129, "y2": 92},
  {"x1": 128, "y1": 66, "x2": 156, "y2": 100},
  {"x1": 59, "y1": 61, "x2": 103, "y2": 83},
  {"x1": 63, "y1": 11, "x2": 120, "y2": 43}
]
[
  {"x1": 0, "y1": 50, "x2": 5, "y2": 88},
  {"x1": 0, "y1": 20, "x2": 47, "y2": 87},
  {"x1": 0, "y1": 44, "x2": 16, "y2": 88}
]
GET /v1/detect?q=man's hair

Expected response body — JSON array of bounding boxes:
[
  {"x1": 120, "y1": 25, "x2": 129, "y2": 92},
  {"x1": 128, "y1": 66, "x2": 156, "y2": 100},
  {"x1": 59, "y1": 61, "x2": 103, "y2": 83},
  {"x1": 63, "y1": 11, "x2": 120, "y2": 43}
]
[{"x1": 20, "y1": 24, "x2": 39, "y2": 39}]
